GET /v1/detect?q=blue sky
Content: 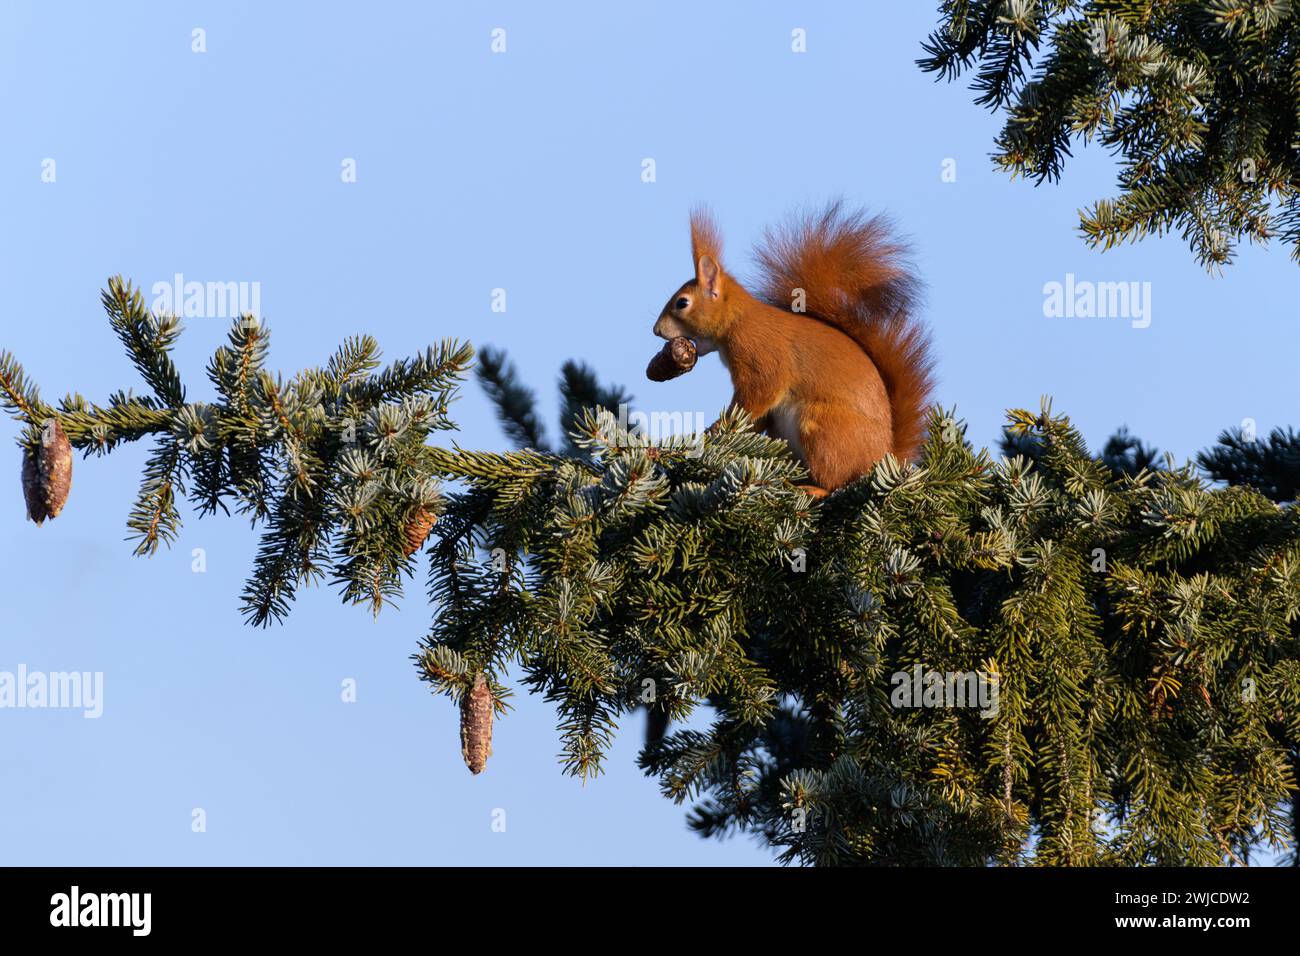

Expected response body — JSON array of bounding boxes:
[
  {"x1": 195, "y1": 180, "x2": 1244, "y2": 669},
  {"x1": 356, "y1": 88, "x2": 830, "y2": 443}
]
[{"x1": 0, "y1": 2, "x2": 1293, "y2": 866}]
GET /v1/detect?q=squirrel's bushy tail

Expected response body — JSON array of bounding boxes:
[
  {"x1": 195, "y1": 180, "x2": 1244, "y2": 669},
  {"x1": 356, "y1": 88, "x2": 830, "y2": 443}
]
[{"x1": 753, "y1": 200, "x2": 935, "y2": 462}]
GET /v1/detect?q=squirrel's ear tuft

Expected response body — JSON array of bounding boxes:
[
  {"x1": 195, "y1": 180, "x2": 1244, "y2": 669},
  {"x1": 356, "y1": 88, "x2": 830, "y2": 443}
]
[
  {"x1": 697, "y1": 255, "x2": 723, "y2": 297},
  {"x1": 690, "y1": 207, "x2": 724, "y2": 274}
]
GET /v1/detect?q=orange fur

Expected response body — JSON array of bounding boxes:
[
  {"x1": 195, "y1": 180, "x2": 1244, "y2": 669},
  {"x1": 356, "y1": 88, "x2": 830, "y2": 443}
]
[
  {"x1": 690, "y1": 207, "x2": 724, "y2": 269},
  {"x1": 652, "y1": 201, "x2": 935, "y2": 493}
]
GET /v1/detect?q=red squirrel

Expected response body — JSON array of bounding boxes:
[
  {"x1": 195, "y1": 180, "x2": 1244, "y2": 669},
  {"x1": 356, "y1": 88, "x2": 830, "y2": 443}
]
[{"x1": 651, "y1": 201, "x2": 935, "y2": 496}]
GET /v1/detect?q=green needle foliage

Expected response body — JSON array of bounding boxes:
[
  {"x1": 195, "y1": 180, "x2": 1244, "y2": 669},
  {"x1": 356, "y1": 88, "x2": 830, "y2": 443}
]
[
  {"x1": 1200, "y1": 424, "x2": 1300, "y2": 502},
  {"x1": 425, "y1": 391, "x2": 1300, "y2": 865},
  {"x1": 0, "y1": 277, "x2": 472, "y2": 624},
  {"x1": 1005, "y1": 420, "x2": 1300, "y2": 505},
  {"x1": 919, "y1": 0, "x2": 1300, "y2": 269},
  {"x1": 474, "y1": 344, "x2": 632, "y2": 458},
  {"x1": 5, "y1": 280, "x2": 1299, "y2": 865}
]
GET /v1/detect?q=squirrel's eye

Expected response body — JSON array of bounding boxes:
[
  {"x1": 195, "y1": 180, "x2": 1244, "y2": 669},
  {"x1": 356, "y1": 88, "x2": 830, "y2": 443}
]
[{"x1": 675, "y1": 297, "x2": 689, "y2": 310}]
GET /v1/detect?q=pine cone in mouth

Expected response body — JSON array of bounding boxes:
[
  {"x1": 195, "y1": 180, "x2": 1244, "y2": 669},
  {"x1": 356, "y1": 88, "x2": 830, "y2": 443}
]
[{"x1": 646, "y1": 336, "x2": 697, "y2": 382}]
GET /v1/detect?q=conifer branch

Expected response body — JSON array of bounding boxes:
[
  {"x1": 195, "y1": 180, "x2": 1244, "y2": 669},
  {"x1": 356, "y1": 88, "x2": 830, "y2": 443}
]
[
  {"x1": 475, "y1": 345, "x2": 551, "y2": 452},
  {"x1": 921, "y1": 1, "x2": 1300, "y2": 268},
  {"x1": 3, "y1": 278, "x2": 472, "y2": 626},
  {"x1": 7, "y1": 281, "x2": 1300, "y2": 864}
]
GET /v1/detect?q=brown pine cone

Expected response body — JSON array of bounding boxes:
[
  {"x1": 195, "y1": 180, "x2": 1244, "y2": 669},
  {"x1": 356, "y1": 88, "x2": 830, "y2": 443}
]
[
  {"x1": 22, "y1": 418, "x2": 73, "y2": 525},
  {"x1": 460, "y1": 673, "x2": 495, "y2": 774},
  {"x1": 403, "y1": 506, "x2": 437, "y2": 556},
  {"x1": 646, "y1": 336, "x2": 697, "y2": 382}
]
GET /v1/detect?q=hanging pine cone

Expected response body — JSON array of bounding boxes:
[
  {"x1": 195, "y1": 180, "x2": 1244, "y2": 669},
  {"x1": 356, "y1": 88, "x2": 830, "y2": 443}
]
[
  {"x1": 459, "y1": 673, "x2": 494, "y2": 774},
  {"x1": 21, "y1": 418, "x2": 72, "y2": 525},
  {"x1": 403, "y1": 506, "x2": 437, "y2": 556}
]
